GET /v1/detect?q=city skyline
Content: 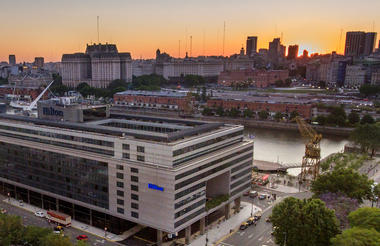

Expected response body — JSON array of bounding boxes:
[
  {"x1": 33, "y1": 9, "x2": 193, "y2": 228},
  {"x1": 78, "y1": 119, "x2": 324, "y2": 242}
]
[{"x1": 1, "y1": 0, "x2": 380, "y2": 62}]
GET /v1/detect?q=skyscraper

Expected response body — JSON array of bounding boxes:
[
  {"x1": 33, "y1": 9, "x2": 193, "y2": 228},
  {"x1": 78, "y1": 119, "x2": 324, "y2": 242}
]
[
  {"x1": 363, "y1": 32, "x2": 377, "y2": 56},
  {"x1": 246, "y1": 36, "x2": 257, "y2": 57},
  {"x1": 34, "y1": 57, "x2": 44, "y2": 68},
  {"x1": 344, "y1": 31, "x2": 377, "y2": 57},
  {"x1": 268, "y1": 38, "x2": 283, "y2": 65},
  {"x1": 287, "y1": 45, "x2": 299, "y2": 60},
  {"x1": 9, "y1": 55, "x2": 16, "y2": 66}
]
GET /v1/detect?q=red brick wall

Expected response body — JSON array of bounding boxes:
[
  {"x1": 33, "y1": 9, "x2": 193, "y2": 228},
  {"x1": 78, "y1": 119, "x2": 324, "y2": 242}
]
[
  {"x1": 0, "y1": 87, "x2": 47, "y2": 100},
  {"x1": 207, "y1": 99, "x2": 313, "y2": 119}
]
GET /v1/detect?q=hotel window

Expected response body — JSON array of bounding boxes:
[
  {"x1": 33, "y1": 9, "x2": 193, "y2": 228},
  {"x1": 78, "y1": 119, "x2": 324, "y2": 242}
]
[
  {"x1": 137, "y1": 155, "x2": 144, "y2": 162},
  {"x1": 117, "y1": 199, "x2": 124, "y2": 205},
  {"x1": 116, "y1": 173, "x2": 124, "y2": 179},
  {"x1": 131, "y1": 193, "x2": 139, "y2": 201},
  {"x1": 117, "y1": 182, "x2": 124, "y2": 188},
  {"x1": 117, "y1": 207, "x2": 124, "y2": 214},
  {"x1": 131, "y1": 176, "x2": 139, "y2": 182},
  {"x1": 131, "y1": 167, "x2": 138, "y2": 173},
  {"x1": 117, "y1": 190, "x2": 124, "y2": 197},
  {"x1": 116, "y1": 165, "x2": 124, "y2": 170},
  {"x1": 122, "y1": 144, "x2": 130, "y2": 150},
  {"x1": 131, "y1": 185, "x2": 138, "y2": 191},
  {"x1": 123, "y1": 153, "x2": 130, "y2": 159},
  {"x1": 137, "y1": 146, "x2": 145, "y2": 153},
  {"x1": 131, "y1": 211, "x2": 139, "y2": 218},
  {"x1": 131, "y1": 202, "x2": 139, "y2": 209}
]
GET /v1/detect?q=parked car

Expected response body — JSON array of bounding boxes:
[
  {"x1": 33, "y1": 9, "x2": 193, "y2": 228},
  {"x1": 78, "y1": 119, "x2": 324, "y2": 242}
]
[
  {"x1": 239, "y1": 222, "x2": 249, "y2": 230},
  {"x1": 258, "y1": 194, "x2": 267, "y2": 200},
  {"x1": 76, "y1": 235, "x2": 88, "y2": 241},
  {"x1": 249, "y1": 191, "x2": 258, "y2": 198},
  {"x1": 18, "y1": 200, "x2": 24, "y2": 206},
  {"x1": 247, "y1": 217, "x2": 256, "y2": 225},
  {"x1": 254, "y1": 212, "x2": 262, "y2": 220},
  {"x1": 34, "y1": 211, "x2": 45, "y2": 217}
]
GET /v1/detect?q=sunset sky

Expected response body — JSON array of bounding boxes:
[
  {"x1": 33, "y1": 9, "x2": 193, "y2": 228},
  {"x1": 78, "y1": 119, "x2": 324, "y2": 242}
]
[{"x1": 1, "y1": 0, "x2": 380, "y2": 62}]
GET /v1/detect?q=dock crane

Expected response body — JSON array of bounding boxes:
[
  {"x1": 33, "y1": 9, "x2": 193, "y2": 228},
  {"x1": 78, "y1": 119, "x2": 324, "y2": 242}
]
[{"x1": 295, "y1": 116, "x2": 322, "y2": 181}]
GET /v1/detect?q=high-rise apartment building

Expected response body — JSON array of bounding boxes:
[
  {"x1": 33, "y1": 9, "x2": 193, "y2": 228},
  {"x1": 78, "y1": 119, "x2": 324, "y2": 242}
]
[
  {"x1": 287, "y1": 45, "x2": 299, "y2": 60},
  {"x1": 61, "y1": 43, "x2": 133, "y2": 88},
  {"x1": 246, "y1": 36, "x2": 258, "y2": 57},
  {"x1": 9, "y1": 55, "x2": 16, "y2": 66},
  {"x1": 268, "y1": 38, "x2": 285, "y2": 65},
  {"x1": 344, "y1": 31, "x2": 377, "y2": 57}
]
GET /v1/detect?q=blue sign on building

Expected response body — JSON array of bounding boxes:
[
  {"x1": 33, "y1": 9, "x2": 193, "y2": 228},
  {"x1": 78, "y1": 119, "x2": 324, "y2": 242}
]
[{"x1": 148, "y1": 183, "x2": 164, "y2": 192}]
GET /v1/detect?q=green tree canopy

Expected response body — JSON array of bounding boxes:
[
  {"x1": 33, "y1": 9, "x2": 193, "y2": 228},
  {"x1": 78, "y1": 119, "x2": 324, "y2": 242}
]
[
  {"x1": 243, "y1": 109, "x2": 253, "y2": 118},
  {"x1": 23, "y1": 225, "x2": 52, "y2": 246},
  {"x1": 289, "y1": 111, "x2": 299, "y2": 120},
  {"x1": 311, "y1": 168, "x2": 373, "y2": 203},
  {"x1": 270, "y1": 197, "x2": 339, "y2": 246},
  {"x1": 0, "y1": 214, "x2": 24, "y2": 246},
  {"x1": 132, "y1": 74, "x2": 167, "y2": 91},
  {"x1": 360, "y1": 114, "x2": 375, "y2": 125},
  {"x1": 202, "y1": 107, "x2": 213, "y2": 116},
  {"x1": 227, "y1": 108, "x2": 240, "y2": 118},
  {"x1": 40, "y1": 234, "x2": 72, "y2": 246},
  {"x1": 107, "y1": 79, "x2": 128, "y2": 90},
  {"x1": 348, "y1": 112, "x2": 360, "y2": 125},
  {"x1": 274, "y1": 112, "x2": 283, "y2": 121},
  {"x1": 330, "y1": 227, "x2": 380, "y2": 246},
  {"x1": 350, "y1": 124, "x2": 380, "y2": 157},
  {"x1": 348, "y1": 207, "x2": 380, "y2": 232},
  {"x1": 216, "y1": 106, "x2": 224, "y2": 116},
  {"x1": 359, "y1": 84, "x2": 380, "y2": 97},
  {"x1": 258, "y1": 110, "x2": 269, "y2": 120},
  {"x1": 183, "y1": 75, "x2": 205, "y2": 87}
]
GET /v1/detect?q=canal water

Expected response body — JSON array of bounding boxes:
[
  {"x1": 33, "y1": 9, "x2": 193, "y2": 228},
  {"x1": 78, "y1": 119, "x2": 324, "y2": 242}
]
[{"x1": 245, "y1": 127, "x2": 349, "y2": 174}]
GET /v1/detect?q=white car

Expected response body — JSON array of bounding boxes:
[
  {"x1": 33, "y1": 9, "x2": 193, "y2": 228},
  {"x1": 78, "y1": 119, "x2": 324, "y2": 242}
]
[{"x1": 34, "y1": 211, "x2": 45, "y2": 217}]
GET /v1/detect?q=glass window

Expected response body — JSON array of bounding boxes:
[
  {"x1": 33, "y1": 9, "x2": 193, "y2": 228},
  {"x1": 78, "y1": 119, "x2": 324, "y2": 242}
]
[
  {"x1": 131, "y1": 176, "x2": 138, "y2": 182},
  {"x1": 117, "y1": 182, "x2": 124, "y2": 188},
  {"x1": 131, "y1": 168, "x2": 138, "y2": 173},
  {"x1": 131, "y1": 185, "x2": 138, "y2": 191},
  {"x1": 131, "y1": 211, "x2": 139, "y2": 218},
  {"x1": 137, "y1": 155, "x2": 144, "y2": 162},
  {"x1": 116, "y1": 165, "x2": 124, "y2": 170},
  {"x1": 137, "y1": 146, "x2": 145, "y2": 153},
  {"x1": 123, "y1": 153, "x2": 130, "y2": 159},
  {"x1": 117, "y1": 207, "x2": 124, "y2": 214},
  {"x1": 117, "y1": 190, "x2": 124, "y2": 197},
  {"x1": 122, "y1": 144, "x2": 130, "y2": 150},
  {"x1": 131, "y1": 193, "x2": 139, "y2": 201},
  {"x1": 116, "y1": 173, "x2": 124, "y2": 179},
  {"x1": 117, "y1": 199, "x2": 124, "y2": 205},
  {"x1": 131, "y1": 202, "x2": 139, "y2": 209}
]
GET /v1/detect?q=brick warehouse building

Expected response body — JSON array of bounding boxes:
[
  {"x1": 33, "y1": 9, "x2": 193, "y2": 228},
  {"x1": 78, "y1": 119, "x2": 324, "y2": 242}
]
[
  {"x1": 114, "y1": 90, "x2": 194, "y2": 111},
  {"x1": 218, "y1": 69, "x2": 289, "y2": 87},
  {"x1": 207, "y1": 98, "x2": 314, "y2": 119},
  {"x1": 0, "y1": 85, "x2": 48, "y2": 101}
]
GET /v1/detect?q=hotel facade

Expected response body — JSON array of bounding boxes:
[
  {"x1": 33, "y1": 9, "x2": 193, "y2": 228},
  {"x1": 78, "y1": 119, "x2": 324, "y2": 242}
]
[{"x1": 0, "y1": 104, "x2": 253, "y2": 244}]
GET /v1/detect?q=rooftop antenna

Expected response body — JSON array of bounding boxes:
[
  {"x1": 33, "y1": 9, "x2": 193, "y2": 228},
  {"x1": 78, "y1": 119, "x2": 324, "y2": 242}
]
[
  {"x1": 178, "y1": 40, "x2": 181, "y2": 58},
  {"x1": 97, "y1": 16, "x2": 100, "y2": 43},
  {"x1": 223, "y1": 21, "x2": 226, "y2": 56},
  {"x1": 190, "y1": 36, "x2": 193, "y2": 57},
  {"x1": 203, "y1": 29, "x2": 205, "y2": 56}
]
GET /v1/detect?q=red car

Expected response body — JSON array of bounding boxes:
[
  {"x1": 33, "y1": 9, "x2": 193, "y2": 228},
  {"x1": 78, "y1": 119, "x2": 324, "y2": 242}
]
[{"x1": 76, "y1": 235, "x2": 88, "y2": 241}]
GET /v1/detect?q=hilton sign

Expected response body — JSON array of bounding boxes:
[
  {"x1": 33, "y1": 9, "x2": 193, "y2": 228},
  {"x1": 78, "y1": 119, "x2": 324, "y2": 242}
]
[{"x1": 42, "y1": 107, "x2": 64, "y2": 116}]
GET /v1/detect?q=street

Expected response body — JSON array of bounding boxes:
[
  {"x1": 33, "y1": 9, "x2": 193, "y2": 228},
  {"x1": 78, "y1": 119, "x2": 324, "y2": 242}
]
[
  {"x1": 0, "y1": 195, "x2": 120, "y2": 246},
  {"x1": 220, "y1": 186, "x2": 311, "y2": 246}
]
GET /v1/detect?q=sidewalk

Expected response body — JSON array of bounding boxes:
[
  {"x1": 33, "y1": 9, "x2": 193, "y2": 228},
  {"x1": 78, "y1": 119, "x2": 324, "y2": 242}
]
[
  {"x1": 188, "y1": 202, "x2": 261, "y2": 246},
  {"x1": 3, "y1": 198, "x2": 124, "y2": 242}
]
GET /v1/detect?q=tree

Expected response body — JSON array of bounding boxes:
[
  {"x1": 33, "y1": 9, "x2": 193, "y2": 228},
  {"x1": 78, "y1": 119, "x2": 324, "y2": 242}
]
[
  {"x1": 215, "y1": 106, "x2": 225, "y2": 116},
  {"x1": 315, "y1": 115, "x2": 327, "y2": 126},
  {"x1": 76, "y1": 240, "x2": 89, "y2": 246},
  {"x1": 331, "y1": 227, "x2": 380, "y2": 246},
  {"x1": 202, "y1": 107, "x2": 213, "y2": 116},
  {"x1": 227, "y1": 108, "x2": 240, "y2": 118},
  {"x1": 289, "y1": 111, "x2": 299, "y2": 120},
  {"x1": 360, "y1": 114, "x2": 375, "y2": 125},
  {"x1": 348, "y1": 207, "x2": 380, "y2": 232},
  {"x1": 326, "y1": 106, "x2": 347, "y2": 126},
  {"x1": 183, "y1": 75, "x2": 205, "y2": 87},
  {"x1": 23, "y1": 225, "x2": 52, "y2": 246},
  {"x1": 350, "y1": 124, "x2": 380, "y2": 157},
  {"x1": 274, "y1": 112, "x2": 283, "y2": 122},
  {"x1": 311, "y1": 168, "x2": 373, "y2": 203},
  {"x1": 319, "y1": 193, "x2": 359, "y2": 229},
  {"x1": 107, "y1": 79, "x2": 128, "y2": 91},
  {"x1": 132, "y1": 74, "x2": 167, "y2": 91},
  {"x1": 271, "y1": 197, "x2": 339, "y2": 246},
  {"x1": 0, "y1": 214, "x2": 25, "y2": 246},
  {"x1": 40, "y1": 234, "x2": 72, "y2": 246},
  {"x1": 201, "y1": 86, "x2": 207, "y2": 102},
  {"x1": 243, "y1": 109, "x2": 253, "y2": 118},
  {"x1": 348, "y1": 112, "x2": 360, "y2": 125},
  {"x1": 359, "y1": 84, "x2": 380, "y2": 97},
  {"x1": 258, "y1": 110, "x2": 269, "y2": 120}
]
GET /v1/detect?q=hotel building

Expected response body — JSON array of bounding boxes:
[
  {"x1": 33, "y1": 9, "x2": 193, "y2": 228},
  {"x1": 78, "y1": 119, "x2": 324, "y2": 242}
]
[{"x1": 0, "y1": 100, "x2": 253, "y2": 245}]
